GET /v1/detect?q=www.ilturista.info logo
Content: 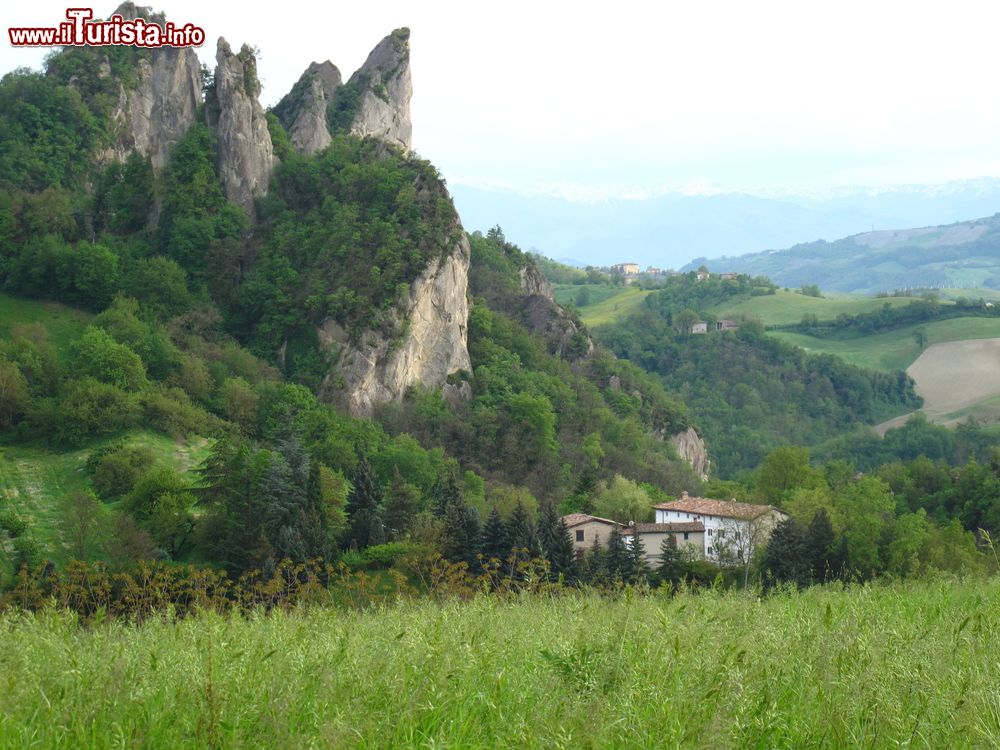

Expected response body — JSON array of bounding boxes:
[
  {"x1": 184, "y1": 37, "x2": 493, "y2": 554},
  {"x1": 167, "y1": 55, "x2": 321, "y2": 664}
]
[{"x1": 9, "y1": 8, "x2": 205, "y2": 48}]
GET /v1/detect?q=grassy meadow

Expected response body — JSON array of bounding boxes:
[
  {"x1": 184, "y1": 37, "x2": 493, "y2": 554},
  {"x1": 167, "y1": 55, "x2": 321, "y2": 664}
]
[
  {"x1": 553, "y1": 284, "x2": 654, "y2": 327},
  {"x1": 772, "y1": 316, "x2": 1000, "y2": 372},
  {"x1": 0, "y1": 433, "x2": 212, "y2": 565},
  {"x1": 708, "y1": 289, "x2": 926, "y2": 327},
  {"x1": 1, "y1": 578, "x2": 999, "y2": 748}
]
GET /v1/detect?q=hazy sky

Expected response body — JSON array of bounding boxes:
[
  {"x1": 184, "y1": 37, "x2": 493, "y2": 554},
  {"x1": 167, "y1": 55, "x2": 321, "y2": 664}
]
[{"x1": 5, "y1": 0, "x2": 1000, "y2": 196}]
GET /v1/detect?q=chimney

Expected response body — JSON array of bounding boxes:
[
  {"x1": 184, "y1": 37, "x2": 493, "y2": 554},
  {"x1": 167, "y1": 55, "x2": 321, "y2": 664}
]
[{"x1": 681, "y1": 490, "x2": 689, "y2": 499}]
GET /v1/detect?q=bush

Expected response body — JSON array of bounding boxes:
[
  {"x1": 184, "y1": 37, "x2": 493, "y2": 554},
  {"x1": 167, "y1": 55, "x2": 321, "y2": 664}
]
[{"x1": 87, "y1": 443, "x2": 157, "y2": 499}]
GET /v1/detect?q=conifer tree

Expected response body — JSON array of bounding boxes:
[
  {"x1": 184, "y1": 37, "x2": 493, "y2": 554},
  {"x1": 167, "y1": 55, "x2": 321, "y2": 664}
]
[
  {"x1": 345, "y1": 456, "x2": 385, "y2": 549},
  {"x1": 507, "y1": 501, "x2": 541, "y2": 560},
  {"x1": 760, "y1": 517, "x2": 811, "y2": 587},
  {"x1": 624, "y1": 526, "x2": 647, "y2": 584},
  {"x1": 481, "y1": 506, "x2": 509, "y2": 562},
  {"x1": 537, "y1": 502, "x2": 577, "y2": 581},
  {"x1": 807, "y1": 507, "x2": 836, "y2": 582},
  {"x1": 658, "y1": 535, "x2": 686, "y2": 585},
  {"x1": 603, "y1": 525, "x2": 628, "y2": 583}
]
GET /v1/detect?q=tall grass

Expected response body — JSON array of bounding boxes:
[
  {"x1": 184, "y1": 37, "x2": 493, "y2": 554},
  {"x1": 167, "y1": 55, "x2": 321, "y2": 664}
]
[{"x1": 0, "y1": 578, "x2": 998, "y2": 748}]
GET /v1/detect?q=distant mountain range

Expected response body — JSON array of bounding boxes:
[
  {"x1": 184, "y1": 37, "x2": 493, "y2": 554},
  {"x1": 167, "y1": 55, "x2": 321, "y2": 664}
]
[
  {"x1": 449, "y1": 178, "x2": 1000, "y2": 270},
  {"x1": 685, "y1": 214, "x2": 1000, "y2": 294}
]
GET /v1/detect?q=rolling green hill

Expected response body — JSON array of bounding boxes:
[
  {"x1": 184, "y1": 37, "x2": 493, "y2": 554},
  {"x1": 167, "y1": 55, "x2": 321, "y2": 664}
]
[
  {"x1": 690, "y1": 213, "x2": 1000, "y2": 294},
  {"x1": 553, "y1": 284, "x2": 654, "y2": 326},
  {"x1": 707, "y1": 289, "x2": 926, "y2": 327},
  {"x1": 771, "y1": 316, "x2": 1000, "y2": 373}
]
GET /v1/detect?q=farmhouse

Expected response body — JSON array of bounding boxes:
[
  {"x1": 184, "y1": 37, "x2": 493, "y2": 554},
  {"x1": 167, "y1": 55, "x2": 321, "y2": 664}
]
[
  {"x1": 695, "y1": 270, "x2": 710, "y2": 281},
  {"x1": 611, "y1": 262, "x2": 640, "y2": 275},
  {"x1": 719, "y1": 272, "x2": 738, "y2": 281},
  {"x1": 691, "y1": 320, "x2": 709, "y2": 334},
  {"x1": 715, "y1": 319, "x2": 740, "y2": 332},
  {"x1": 653, "y1": 492, "x2": 786, "y2": 562},
  {"x1": 561, "y1": 513, "x2": 621, "y2": 554},
  {"x1": 622, "y1": 522, "x2": 704, "y2": 564}
]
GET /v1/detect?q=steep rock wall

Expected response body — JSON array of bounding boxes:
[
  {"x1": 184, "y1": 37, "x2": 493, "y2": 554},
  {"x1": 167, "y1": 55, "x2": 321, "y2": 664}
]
[
  {"x1": 213, "y1": 38, "x2": 276, "y2": 220},
  {"x1": 104, "y1": 3, "x2": 201, "y2": 168},
  {"x1": 320, "y1": 234, "x2": 471, "y2": 416},
  {"x1": 347, "y1": 28, "x2": 412, "y2": 152}
]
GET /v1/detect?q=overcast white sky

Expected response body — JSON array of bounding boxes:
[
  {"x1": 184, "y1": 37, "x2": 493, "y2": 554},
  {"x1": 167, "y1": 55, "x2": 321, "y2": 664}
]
[{"x1": 5, "y1": 0, "x2": 1000, "y2": 196}]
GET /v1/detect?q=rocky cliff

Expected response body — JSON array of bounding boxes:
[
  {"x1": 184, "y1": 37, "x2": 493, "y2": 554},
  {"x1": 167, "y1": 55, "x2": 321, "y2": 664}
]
[
  {"x1": 320, "y1": 231, "x2": 471, "y2": 416},
  {"x1": 212, "y1": 39, "x2": 276, "y2": 219},
  {"x1": 518, "y1": 263, "x2": 593, "y2": 359},
  {"x1": 345, "y1": 28, "x2": 413, "y2": 152},
  {"x1": 272, "y1": 61, "x2": 342, "y2": 155},
  {"x1": 104, "y1": 3, "x2": 201, "y2": 169},
  {"x1": 668, "y1": 427, "x2": 710, "y2": 480}
]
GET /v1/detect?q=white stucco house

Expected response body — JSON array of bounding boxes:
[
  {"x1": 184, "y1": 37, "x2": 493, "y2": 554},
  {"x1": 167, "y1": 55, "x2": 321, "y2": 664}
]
[{"x1": 652, "y1": 492, "x2": 787, "y2": 565}]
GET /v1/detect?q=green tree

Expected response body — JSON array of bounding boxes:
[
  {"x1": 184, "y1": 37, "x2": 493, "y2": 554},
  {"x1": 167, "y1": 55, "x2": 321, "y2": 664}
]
[
  {"x1": 537, "y1": 502, "x2": 576, "y2": 581},
  {"x1": 73, "y1": 327, "x2": 146, "y2": 391},
  {"x1": 481, "y1": 506, "x2": 509, "y2": 562},
  {"x1": 344, "y1": 456, "x2": 385, "y2": 550},
  {"x1": 760, "y1": 517, "x2": 811, "y2": 588}
]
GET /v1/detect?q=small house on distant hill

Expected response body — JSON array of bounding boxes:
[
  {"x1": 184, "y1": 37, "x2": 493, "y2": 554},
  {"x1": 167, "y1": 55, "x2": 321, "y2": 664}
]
[
  {"x1": 653, "y1": 492, "x2": 786, "y2": 564},
  {"x1": 561, "y1": 514, "x2": 621, "y2": 554},
  {"x1": 611, "y1": 263, "x2": 640, "y2": 275},
  {"x1": 715, "y1": 319, "x2": 740, "y2": 332},
  {"x1": 695, "y1": 270, "x2": 711, "y2": 281},
  {"x1": 691, "y1": 320, "x2": 708, "y2": 334},
  {"x1": 719, "y1": 272, "x2": 738, "y2": 281}
]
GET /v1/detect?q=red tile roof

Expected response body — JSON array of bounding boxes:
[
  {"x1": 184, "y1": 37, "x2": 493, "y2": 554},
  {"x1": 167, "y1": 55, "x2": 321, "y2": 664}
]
[
  {"x1": 621, "y1": 522, "x2": 704, "y2": 536},
  {"x1": 560, "y1": 513, "x2": 620, "y2": 529},
  {"x1": 652, "y1": 495, "x2": 780, "y2": 520}
]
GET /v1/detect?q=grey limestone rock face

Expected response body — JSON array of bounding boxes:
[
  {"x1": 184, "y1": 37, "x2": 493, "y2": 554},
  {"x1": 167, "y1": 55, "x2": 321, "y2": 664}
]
[
  {"x1": 321, "y1": 232, "x2": 471, "y2": 416},
  {"x1": 213, "y1": 38, "x2": 276, "y2": 220},
  {"x1": 104, "y1": 3, "x2": 201, "y2": 169},
  {"x1": 669, "y1": 427, "x2": 711, "y2": 480},
  {"x1": 274, "y1": 61, "x2": 342, "y2": 155},
  {"x1": 346, "y1": 28, "x2": 412, "y2": 152},
  {"x1": 518, "y1": 262, "x2": 593, "y2": 359}
]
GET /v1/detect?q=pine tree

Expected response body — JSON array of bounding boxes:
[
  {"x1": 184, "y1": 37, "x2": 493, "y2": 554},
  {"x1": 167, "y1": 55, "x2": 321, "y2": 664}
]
[
  {"x1": 624, "y1": 526, "x2": 647, "y2": 584},
  {"x1": 603, "y1": 525, "x2": 628, "y2": 584},
  {"x1": 507, "y1": 501, "x2": 541, "y2": 560},
  {"x1": 658, "y1": 535, "x2": 686, "y2": 585},
  {"x1": 345, "y1": 456, "x2": 384, "y2": 549},
  {"x1": 807, "y1": 507, "x2": 836, "y2": 582},
  {"x1": 537, "y1": 502, "x2": 577, "y2": 581},
  {"x1": 583, "y1": 535, "x2": 605, "y2": 584},
  {"x1": 760, "y1": 517, "x2": 811, "y2": 587},
  {"x1": 443, "y1": 492, "x2": 481, "y2": 567},
  {"x1": 383, "y1": 468, "x2": 418, "y2": 540},
  {"x1": 481, "y1": 506, "x2": 509, "y2": 562}
]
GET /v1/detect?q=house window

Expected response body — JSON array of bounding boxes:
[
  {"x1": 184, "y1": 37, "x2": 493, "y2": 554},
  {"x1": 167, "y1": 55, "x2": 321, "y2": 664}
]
[
  {"x1": 683, "y1": 532, "x2": 689, "y2": 540},
  {"x1": 576, "y1": 530, "x2": 585, "y2": 542},
  {"x1": 707, "y1": 529, "x2": 713, "y2": 536},
  {"x1": 718, "y1": 529, "x2": 726, "y2": 538}
]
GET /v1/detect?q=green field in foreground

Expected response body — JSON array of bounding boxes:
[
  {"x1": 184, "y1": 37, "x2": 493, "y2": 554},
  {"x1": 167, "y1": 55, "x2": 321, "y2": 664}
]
[
  {"x1": 709, "y1": 289, "x2": 927, "y2": 327},
  {"x1": 772, "y1": 316, "x2": 1000, "y2": 372},
  {"x1": 0, "y1": 578, "x2": 998, "y2": 748}
]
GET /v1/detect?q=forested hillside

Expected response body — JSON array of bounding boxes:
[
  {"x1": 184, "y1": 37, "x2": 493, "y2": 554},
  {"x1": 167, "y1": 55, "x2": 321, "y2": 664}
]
[
  {"x1": 588, "y1": 276, "x2": 923, "y2": 475},
  {"x1": 0, "y1": 31, "x2": 700, "y2": 581}
]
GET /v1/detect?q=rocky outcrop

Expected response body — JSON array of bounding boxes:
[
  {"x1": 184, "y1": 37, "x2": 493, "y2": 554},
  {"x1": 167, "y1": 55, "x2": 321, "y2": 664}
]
[
  {"x1": 519, "y1": 264, "x2": 555, "y2": 300},
  {"x1": 321, "y1": 234, "x2": 471, "y2": 416},
  {"x1": 669, "y1": 427, "x2": 710, "y2": 480},
  {"x1": 273, "y1": 61, "x2": 342, "y2": 155},
  {"x1": 104, "y1": 3, "x2": 201, "y2": 168},
  {"x1": 518, "y1": 262, "x2": 593, "y2": 359},
  {"x1": 346, "y1": 28, "x2": 412, "y2": 152},
  {"x1": 213, "y1": 38, "x2": 276, "y2": 219}
]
